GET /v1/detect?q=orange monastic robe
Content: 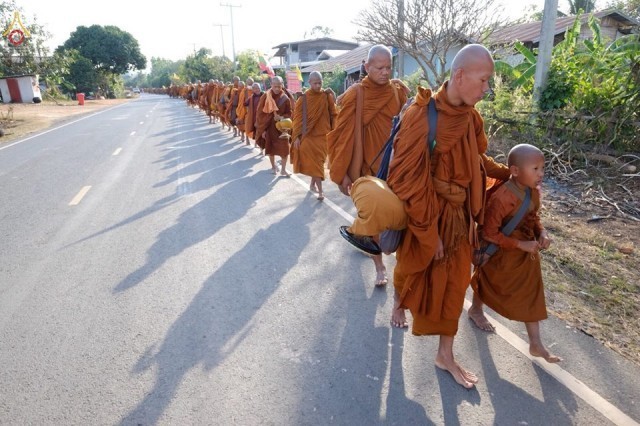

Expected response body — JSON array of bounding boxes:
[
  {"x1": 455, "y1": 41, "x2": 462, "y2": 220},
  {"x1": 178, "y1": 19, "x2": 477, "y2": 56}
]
[
  {"x1": 470, "y1": 180, "x2": 547, "y2": 322},
  {"x1": 244, "y1": 91, "x2": 263, "y2": 142},
  {"x1": 235, "y1": 87, "x2": 248, "y2": 129},
  {"x1": 327, "y1": 76, "x2": 407, "y2": 185},
  {"x1": 388, "y1": 85, "x2": 511, "y2": 337},
  {"x1": 290, "y1": 89, "x2": 337, "y2": 179},
  {"x1": 255, "y1": 89, "x2": 292, "y2": 157}
]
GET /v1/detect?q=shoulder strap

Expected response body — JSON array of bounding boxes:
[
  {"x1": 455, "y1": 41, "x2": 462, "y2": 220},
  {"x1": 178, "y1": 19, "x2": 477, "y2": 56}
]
[
  {"x1": 427, "y1": 98, "x2": 437, "y2": 154},
  {"x1": 484, "y1": 187, "x2": 532, "y2": 256},
  {"x1": 301, "y1": 93, "x2": 307, "y2": 136}
]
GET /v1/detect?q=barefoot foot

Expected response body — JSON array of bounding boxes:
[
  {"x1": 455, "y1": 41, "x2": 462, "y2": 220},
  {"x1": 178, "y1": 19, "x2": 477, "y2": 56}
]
[
  {"x1": 375, "y1": 269, "x2": 388, "y2": 287},
  {"x1": 391, "y1": 307, "x2": 408, "y2": 328},
  {"x1": 435, "y1": 357, "x2": 479, "y2": 389},
  {"x1": 317, "y1": 193, "x2": 324, "y2": 201},
  {"x1": 530, "y1": 345, "x2": 562, "y2": 363},
  {"x1": 468, "y1": 308, "x2": 495, "y2": 332}
]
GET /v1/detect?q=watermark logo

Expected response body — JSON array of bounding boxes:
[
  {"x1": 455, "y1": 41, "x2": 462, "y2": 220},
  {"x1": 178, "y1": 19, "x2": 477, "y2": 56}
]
[{"x1": 3, "y1": 11, "x2": 30, "y2": 47}]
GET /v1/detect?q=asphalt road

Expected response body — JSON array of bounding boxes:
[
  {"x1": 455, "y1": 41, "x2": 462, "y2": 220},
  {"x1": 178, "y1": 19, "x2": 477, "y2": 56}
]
[{"x1": 0, "y1": 95, "x2": 638, "y2": 425}]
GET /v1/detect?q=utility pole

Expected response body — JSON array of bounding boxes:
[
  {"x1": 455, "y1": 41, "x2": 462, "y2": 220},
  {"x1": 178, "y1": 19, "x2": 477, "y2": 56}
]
[
  {"x1": 533, "y1": 0, "x2": 558, "y2": 104},
  {"x1": 396, "y1": 0, "x2": 405, "y2": 78},
  {"x1": 213, "y1": 23, "x2": 228, "y2": 58},
  {"x1": 220, "y1": 2, "x2": 241, "y2": 66}
]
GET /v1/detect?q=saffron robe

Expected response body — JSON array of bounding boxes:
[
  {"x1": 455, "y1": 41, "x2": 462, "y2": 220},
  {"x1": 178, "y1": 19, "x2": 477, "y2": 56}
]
[
  {"x1": 290, "y1": 89, "x2": 337, "y2": 179},
  {"x1": 327, "y1": 77, "x2": 406, "y2": 185},
  {"x1": 245, "y1": 92, "x2": 263, "y2": 141},
  {"x1": 470, "y1": 180, "x2": 548, "y2": 322},
  {"x1": 388, "y1": 85, "x2": 511, "y2": 337},
  {"x1": 255, "y1": 90, "x2": 292, "y2": 157}
]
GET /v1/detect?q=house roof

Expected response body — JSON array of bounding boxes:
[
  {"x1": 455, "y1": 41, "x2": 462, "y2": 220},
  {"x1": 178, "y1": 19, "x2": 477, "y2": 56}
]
[
  {"x1": 316, "y1": 49, "x2": 351, "y2": 60},
  {"x1": 272, "y1": 37, "x2": 359, "y2": 57},
  {"x1": 300, "y1": 44, "x2": 371, "y2": 74},
  {"x1": 488, "y1": 9, "x2": 639, "y2": 46}
]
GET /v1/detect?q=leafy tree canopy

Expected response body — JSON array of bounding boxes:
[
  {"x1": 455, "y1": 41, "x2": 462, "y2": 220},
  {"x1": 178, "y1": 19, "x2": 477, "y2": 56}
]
[{"x1": 60, "y1": 24, "x2": 146, "y2": 74}]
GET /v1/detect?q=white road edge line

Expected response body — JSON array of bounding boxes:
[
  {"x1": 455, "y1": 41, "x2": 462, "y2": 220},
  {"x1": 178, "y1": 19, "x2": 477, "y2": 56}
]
[
  {"x1": 112, "y1": 148, "x2": 122, "y2": 156},
  {"x1": 287, "y1": 169, "x2": 639, "y2": 426},
  {"x1": 68, "y1": 186, "x2": 92, "y2": 206},
  {"x1": 0, "y1": 103, "x2": 128, "y2": 152}
]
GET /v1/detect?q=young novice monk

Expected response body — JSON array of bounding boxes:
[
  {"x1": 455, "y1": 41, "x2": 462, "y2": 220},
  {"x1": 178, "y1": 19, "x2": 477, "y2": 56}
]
[{"x1": 469, "y1": 143, "x2": 562, "y2": 363}]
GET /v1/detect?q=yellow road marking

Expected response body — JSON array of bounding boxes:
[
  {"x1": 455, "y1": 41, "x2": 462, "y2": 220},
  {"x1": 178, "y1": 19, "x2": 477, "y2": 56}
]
[{"x1": 68, "y1": 185, "x2": 92, "y2": 206}]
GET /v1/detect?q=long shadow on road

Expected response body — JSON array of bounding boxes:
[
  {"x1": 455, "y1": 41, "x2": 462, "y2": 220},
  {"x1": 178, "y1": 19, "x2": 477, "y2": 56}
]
[{"x1": 118, "y1": 198, "x2": 317, "y2": 425}]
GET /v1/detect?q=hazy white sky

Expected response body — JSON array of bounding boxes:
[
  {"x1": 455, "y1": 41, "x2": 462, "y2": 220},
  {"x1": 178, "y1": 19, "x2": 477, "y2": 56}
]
[{"x1": 16, "y1": 0, "x2": 549, "y2": 69}]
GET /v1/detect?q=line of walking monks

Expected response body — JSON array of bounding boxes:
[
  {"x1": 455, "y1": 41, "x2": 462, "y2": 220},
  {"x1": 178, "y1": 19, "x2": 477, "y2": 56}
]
[{"x1": 165, "y1": 44, "x2": 559, "y2": 390}]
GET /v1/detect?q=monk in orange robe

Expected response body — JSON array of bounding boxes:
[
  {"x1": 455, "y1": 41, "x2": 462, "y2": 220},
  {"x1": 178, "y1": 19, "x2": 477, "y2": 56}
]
[
  {"x1": 387, "y1": 44, "x2": 511, "y2": 388},
  {"x1": 469, "y1": 143, "x2": 561, "y2": 363},
  {"x1": 236, "y1": 77, "x2": 254, "y2": 144},
  {"x1": 290, "y1": 71, "x2": 337, "y2": 200},
  {"x1": 255, "y1": 76, "x2": 292, "y2": 176},
  {"x1": 218, "y1": 84, "x2": 231, "y2": 131},
  {"x1": 327, "y1": 44, "x2": 408, "y2": 287},
  {"x1": 244, "y1": 83, "x2": 264, "y2": 152},
  {"x1": 226, "y1": 76, "x2": 241, "y2": 137}
]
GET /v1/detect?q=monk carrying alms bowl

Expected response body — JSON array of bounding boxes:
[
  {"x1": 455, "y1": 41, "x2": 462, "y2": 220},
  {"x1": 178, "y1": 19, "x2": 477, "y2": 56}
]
[{"x1": 275, "y1": 116, "x2": 293, "y2": 139}]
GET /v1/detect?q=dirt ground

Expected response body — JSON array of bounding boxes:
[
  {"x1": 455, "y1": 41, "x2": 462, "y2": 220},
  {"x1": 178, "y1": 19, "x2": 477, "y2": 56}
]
[{"x1": 2, "y1": 99, "x2": 639, "y2": 366}]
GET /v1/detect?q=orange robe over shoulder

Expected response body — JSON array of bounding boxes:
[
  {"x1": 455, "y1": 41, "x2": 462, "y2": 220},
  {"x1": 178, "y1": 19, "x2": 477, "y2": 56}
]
[
  {"x1": 327, "y1": 77, "x2": 406, "y2": 185},
  {"x1": 290, "y1": 89, "x2": 337, "y2": 179},
  {"x1": 470, "y1": 181, "x2": 547, "y2": 322},
  {"x1": 255, "y1": 89, "x2": 292, "y2": 157},
  {"x1": 388, "y1": 84, "x2": 510, "y2": 337}
]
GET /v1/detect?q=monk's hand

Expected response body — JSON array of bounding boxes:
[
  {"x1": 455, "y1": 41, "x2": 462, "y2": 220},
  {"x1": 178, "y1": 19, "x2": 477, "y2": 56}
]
[
  {"x1": 274, "y1": 112, "x2": 282, "y2": 121},
  {"x1": 293, "y1": 138, "x2": 301, "y2": 149},
  {"x1": 434, "y1": 236, "x2": 444, "y2": 260},
  {"x1": 339, "y1": 175, "x2": 352, "y2": 196},
  {"x1": 538, "y1": 231, "x2": 552, "y2": 250},
  {"x1": 518, "y1": 240, "x2": 539, "y2": 254}
]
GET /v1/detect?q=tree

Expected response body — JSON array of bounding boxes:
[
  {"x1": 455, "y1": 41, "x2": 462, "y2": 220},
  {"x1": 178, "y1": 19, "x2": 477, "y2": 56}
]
[
  {"x1": 568, "y1": 0, "x2": 596, "y2": 14},
  {"x1": 180, "y1": 48, "x2": 233, "y2": 83},
  {"x1": 305, "y1": 26, "x2": 334, "y2": 38},
  {"x1": 235, "y1": 50, "x2": 262, "y2": 80},
  {"x1": 60, "y1": 25, "x2": 146, "y2": 74},
  {"x1": 607, "y1": 0, "x2": 640, "y2": 19},
  {"x1": 147, "y1": 57, "x2": 183, "y2": 88},
  {"x1": 354, "y1": 0, "x2": 505, "y2": 88}
]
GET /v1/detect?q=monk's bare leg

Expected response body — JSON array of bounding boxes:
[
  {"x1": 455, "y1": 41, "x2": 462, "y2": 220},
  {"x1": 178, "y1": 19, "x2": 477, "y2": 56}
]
[
  {"x1": 279, "y1": 156, "x2": 290, "y2": 176},
  {"x1": 373, "y1": 254, "x2": 387, "y2": 287},
  {"x1": 468, "y1": 292, "x2": 495, "y2": 332},
  {"x1": 269, "y1": 155, "x2": 278, "y2": 174},
  {"x1": 435, "y1": 335, "x2": 478, "y2": 389},
  {"x1": 526, "y1": 322, "x2": 562, "y2": 363},
  {"x1": 316, "y1": 179, "x2": 324, "y2": 200},
  {"x1": 309, "y1": 178, "x2": 318, "y2": 193},
  {"x1": 390, "y1": 288, "x2": 408, "y2": 328}
]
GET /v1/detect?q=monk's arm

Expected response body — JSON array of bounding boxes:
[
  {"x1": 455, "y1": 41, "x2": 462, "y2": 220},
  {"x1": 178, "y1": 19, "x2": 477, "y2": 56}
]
[
  {"x1": 254, "y1": 96, "x2": 269, "y2": 136},
  {"x1": 327, "y1": 93, "x2": 338, "y2": 130},
  {"x1": 482, "y1": 154, "x2": 511, "y2": 181},
  {"x1": 482, "y1": 191, "x2": 520, "y2": 249}
]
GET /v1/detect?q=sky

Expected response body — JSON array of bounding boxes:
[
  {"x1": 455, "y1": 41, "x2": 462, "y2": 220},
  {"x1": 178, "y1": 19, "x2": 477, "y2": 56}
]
[{"x1": 16, "y1": 0, "x2": 552, "y2": 70}]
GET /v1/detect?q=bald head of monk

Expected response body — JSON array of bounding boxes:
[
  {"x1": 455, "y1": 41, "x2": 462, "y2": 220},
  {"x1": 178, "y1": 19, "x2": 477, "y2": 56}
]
[
  {"x1": 271, "y1": 76, "x2": 283, "y2": 95},
  {"x1": 246, "y1": 77, "x2": 254, "y2": 86},
  {"x1": 238, "y1": 81, "x2": 245, "y2": 89},
  {"x1": 365, "y1": 44, "x2": 392, "y2": 86},
  {"x1": 308, "y1": 71, "x2": 323, "y2": 93},
  {"x1": 508, "y1": 143, "x2": 545, "y2": 190},
  {"x1": 251, "y1": 82, "x2": 262, "y2": 94},
  {"x1": 448, "y1": 44, "x2": 494, "y2": 107}
]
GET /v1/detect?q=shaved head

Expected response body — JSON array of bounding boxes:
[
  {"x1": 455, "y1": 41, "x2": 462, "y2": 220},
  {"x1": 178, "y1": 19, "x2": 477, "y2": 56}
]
[
  {"x1": 448, "y1": 44, "x2": 494, "y2": 106},
  {"x1": 309, "y1": 71, "x2": 323, "y2": 92},
  {"x1": 367, "y1": 44, "x2": 392, "y2": 62},
  {"x1": 451, "y1": 44, "x2": 494, "y2": 74},
  {"x1": 508, "y1": 144, "x2": 544, "y2": 168}
]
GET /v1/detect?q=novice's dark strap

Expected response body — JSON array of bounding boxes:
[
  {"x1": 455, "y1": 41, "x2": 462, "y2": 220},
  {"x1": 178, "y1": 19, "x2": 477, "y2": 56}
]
[{"x1": 484, "y1": 187, "x2": 531, "y2": 256}]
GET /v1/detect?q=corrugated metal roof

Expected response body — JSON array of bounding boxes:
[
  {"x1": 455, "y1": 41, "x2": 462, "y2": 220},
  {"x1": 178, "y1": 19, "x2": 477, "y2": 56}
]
[
  {"x1": 488, "y1": 9, "x2": 639, "y2": 46},
  {"x1": 300, "y1": 44, "x2": 371, "y2": 74}
]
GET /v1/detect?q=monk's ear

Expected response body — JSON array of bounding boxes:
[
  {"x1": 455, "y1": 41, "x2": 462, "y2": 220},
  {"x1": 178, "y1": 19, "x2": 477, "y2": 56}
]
[
  {"x1": 509, "y1": 164, "x2": 519, "y2": 177},
  {"x1": 452, "y1": 68, "x2": 464, "y2": 85}
]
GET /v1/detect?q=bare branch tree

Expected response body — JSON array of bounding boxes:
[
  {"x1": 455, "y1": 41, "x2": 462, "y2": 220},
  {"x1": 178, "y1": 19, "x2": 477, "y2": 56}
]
[{"x1": 354, "y1": 0, "x2": 506, "y2": 88}]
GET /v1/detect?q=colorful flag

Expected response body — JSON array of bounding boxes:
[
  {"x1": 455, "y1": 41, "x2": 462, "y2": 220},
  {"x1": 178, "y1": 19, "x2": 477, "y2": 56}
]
[
  {"x1": 258, "y1": 54, "x2": 275, "y2": 77},
  {"x1": 292, "y1": 64, "x2": 303, "y2": 81}
]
